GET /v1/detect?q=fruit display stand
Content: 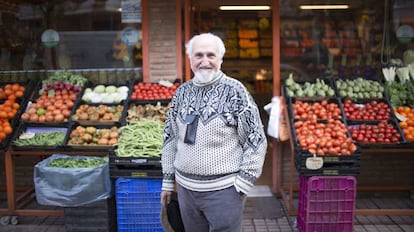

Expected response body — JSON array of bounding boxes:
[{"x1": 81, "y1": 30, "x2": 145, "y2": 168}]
[
  {"x1": 278, "y1": 77, "x2": 414, "y2": 217},
  {"x1": 278, "y1": 141, "x2": 414, "y2": 216},
  {"x1": 0, "y1": 70, "x2": 172, "y2": 223}
]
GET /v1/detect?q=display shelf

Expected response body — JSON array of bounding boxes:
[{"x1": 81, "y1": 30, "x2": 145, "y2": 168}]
[{"x1": 276, "y1": 99, "x2": 414, "y2": 217}]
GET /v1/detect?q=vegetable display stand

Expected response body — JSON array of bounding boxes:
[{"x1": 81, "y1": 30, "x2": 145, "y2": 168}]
[
  {"x1": 115, "y1": 177, "x2": 163, "y2": 232},
  {"x1": 64, "y1": 197, "x2": 117, "y2": 232},
  {"x1": 0, "y1": 148, "x2": 108, "y2": 218},
  {"x1": 297, "y1": 175, "x2": 356, "y2": 232},
  {"x1": 276, "y1": 102, "x2": 414, "y2": 216}
]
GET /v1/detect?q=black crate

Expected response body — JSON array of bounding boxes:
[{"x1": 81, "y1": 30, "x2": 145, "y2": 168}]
[
  {"x1": 341, "y1": 97, "x2": 395, "y2": 122},
  {"x1": 71, "y1": 102, "x2": 127, "y2": 126},
  {"x1": 347, "y1": 119, "x2": 407, "y2": 149},
  {"x1": 11, "y1": 122, "x2": 68, "y2": 151},
  {"x1": 287, "y1": 96, "x2": 345, "y2": 121},
  {"x1": 64, "y1": 197, "x2": 117, "y2": 232},
  {"x1": 282, "y1": 76, "x2": 336, "y2": 100},
  {"x1": 109, "y1": 148, "x2": 162, "y2": 178},
  {"x1": 295, "y1": 149, "x2": 361, "y2": 176},
  {"x1": 289, "y1": 118, "x2": 352, "y2": 154},
  {"x1": 333, "y1": 77, "x2": 385, "y2": 100},
  {"x1": 125, "y1": 100, "x2": 171, "y2": 124},
  {"x1": 62, "y1": 122, "x2": 119, "y2": 152}
]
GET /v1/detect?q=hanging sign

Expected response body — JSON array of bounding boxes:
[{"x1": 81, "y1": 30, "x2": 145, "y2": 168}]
[
  {"x1": 122, "y1": 0, "x2": 142, "y2": 23},
  {"x1": 41, "y1": 29, "x2": 60, "y2": 48}
]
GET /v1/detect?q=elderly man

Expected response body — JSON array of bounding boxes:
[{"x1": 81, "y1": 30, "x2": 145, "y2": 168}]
[{"x1": 160, "y1": 33, "x2": 268, "y2": 232}]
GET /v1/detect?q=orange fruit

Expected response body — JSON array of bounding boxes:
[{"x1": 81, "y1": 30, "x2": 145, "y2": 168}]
[
  {"x1": 0, "y1": 112, "x2": 7, "y2": 119},
  {"x1": 0, "y1": 132, "x2": 6, "y2": 140},
  {"x1": 11, "y1": 84, "x2": 20, "y2": 91},
  {"x1": 4, "y1": 126, "x2": 12, "y2": 135},
  {"x1": 12, "y1": 103, "x2": 19, "y2": 110},
  {"x1": 4, "y1": 89, "x2": 12, "y2": 96},
  {"x1": 15, "y1": 91, "x2": 23, "y2": 98},
  {"x1": 7, "y1": 111, "x2": 15, "y2": 119},
  {"x1": 400, "y1": 121, "x2": 408, "y2": 129}
]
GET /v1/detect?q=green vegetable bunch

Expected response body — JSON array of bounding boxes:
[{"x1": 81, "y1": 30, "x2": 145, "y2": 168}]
[
  {"x1": 284, "y1": 73, "x2": 335, "y2": 97},
  {"x1": 47, "y1": 156, "x2": 108, "y2": 168},
  {"x1": 335, "y1": 77, "x2": 384, "y2": 99},
  {"x1": 116, "y1": 119, "x2": 164, "y2": 158},
  {"x1": 40, "y1": 71, "x2": 88, "y2": 95},
  {"x1": 14, "y1": 132, "x2": 65, "y2": 146},
  {"x1": 385, "y1": 80, "x2": 414, "y2": 108}
]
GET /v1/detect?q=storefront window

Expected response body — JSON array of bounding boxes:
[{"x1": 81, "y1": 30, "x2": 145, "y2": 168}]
[
  {"x1": 0, "y1": 0, "x2": 142, "y2": 71},
  {"x1": 280, "y1": 0, "x2": 414, "y2": 79}
]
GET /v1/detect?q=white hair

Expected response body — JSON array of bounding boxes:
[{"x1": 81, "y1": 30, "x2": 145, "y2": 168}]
[{"x1": 185, "y1": 33, "x2": 226, "y2": 59}]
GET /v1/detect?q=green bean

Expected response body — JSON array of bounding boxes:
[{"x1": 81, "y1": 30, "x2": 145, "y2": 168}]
[
  {"x1": 14, "y1": 132, "x2": 65, "y2": 146},
  {"x1": 116, "y1": 119, "x2": 164, "y2": 157}
]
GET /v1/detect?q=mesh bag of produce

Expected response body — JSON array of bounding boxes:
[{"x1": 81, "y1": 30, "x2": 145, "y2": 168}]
[{"x1": 33, "y1": 154, "x2": 112, "y2": 207}]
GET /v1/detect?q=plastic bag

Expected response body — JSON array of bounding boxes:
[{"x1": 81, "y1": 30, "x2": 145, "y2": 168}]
[
  {"x1": 278, "y1": 97, "x2": 289, "y2": 142},
  {"x1": 264, "y1": 96, "x2": 289, "y2": 141},
  {"x1": 34, "y1": 154, "x2": 112, "y2": 207}
]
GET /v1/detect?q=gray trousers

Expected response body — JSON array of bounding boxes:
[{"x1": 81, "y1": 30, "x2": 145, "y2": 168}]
[{"x1": 177, "y1": 184, "x2": 246, "y2": 232}]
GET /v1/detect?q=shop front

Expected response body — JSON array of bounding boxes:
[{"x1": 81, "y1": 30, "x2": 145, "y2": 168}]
[{"x1": 0, "y1": 0, "x2": 414, "y2": 229}]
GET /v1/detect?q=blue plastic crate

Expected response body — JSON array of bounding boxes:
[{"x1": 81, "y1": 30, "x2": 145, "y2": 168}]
[{"x1": 115, "y1": 177, "x2": 163, "y2": 232}]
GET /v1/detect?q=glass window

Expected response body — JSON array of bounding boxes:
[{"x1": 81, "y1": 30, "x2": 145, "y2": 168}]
[
  {"x1": 0, "y1": 0, "x2": 142, "y2": 71},
  {"x1": 280, "y1": 0, "x2": 414, "y2": 79}
]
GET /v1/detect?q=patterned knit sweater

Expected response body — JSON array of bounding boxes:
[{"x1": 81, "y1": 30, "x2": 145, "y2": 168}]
[{"x1": 161, "y1": 72, "x2": 268, "y2": 194}]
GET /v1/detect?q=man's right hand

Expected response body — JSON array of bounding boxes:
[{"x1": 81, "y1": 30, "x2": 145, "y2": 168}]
[{"x1": 160, "y1": 190, "x2": 173, "y2": 206}]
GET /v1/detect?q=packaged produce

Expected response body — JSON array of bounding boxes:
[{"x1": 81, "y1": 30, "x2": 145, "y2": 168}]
[{"x1": 34, "y1": 154, "x2": 111, "y2": 207}]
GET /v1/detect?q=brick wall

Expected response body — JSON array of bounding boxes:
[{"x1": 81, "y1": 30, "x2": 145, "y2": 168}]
[{"x1": 147, "y1": 0, "x2": 180, "y2": 82}]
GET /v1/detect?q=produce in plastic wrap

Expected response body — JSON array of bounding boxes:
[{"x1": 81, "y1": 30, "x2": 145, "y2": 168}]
[{"x1": 34, "y1": 154, "x2": 111, "y2": 207}]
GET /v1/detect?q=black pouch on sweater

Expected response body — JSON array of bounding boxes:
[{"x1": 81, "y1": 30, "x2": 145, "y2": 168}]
[{"x1": 184, "y1": 114, "x2": 198, "y2": 144}]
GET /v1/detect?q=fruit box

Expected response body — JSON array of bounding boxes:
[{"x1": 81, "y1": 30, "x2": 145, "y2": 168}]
[
  {"x1": 283, "y1": 76, "x2": 336, "y2": 100},
  {"x1": 347, "y1": 119, "x2": 407, "y2": 148},
  {"x1": 297, "y1": 175, "x2": 356, "y2": 232},
  {"x1": 63, "y1": 122, "x2": 119, "y2": 152},
  {"x1": 71, "y1": 102, "x2": 128, "y2": 126},
  {"x1": 81, "y1": 82, "x2": 132, "y2": 105},
  {"x1": 341, "y1": 97, "x2": 395, "y2": 122},
  {"x1": 125, "y1": 100, "x2": 171, "y2": 124},
  {"x1": 289, "y1": 118, "x2": 353, "y2": 154},
  {"x1": 287, "y1": 97, "x2": 345, "y2": 121},
  {"x1": 333, "y1": 77, "x2": 385, "y2": 100},
  {"x1": 0, "y1": 80, "x2": 35, "y2": 102}
]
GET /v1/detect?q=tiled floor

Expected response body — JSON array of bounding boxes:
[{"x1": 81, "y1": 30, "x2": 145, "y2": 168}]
[{"x1": 1, "y1": 185, "x2": 414, "y2": 232}]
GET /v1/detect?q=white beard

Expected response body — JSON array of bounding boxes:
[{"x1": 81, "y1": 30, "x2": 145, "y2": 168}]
[{"x1": 193, "y1": 69, "x2": 217, "y2": 84}]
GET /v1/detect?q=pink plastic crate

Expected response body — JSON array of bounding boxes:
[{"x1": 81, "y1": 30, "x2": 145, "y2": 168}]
[{"x1": 297, "y1": 175, "x2": 356, "y2": 232}]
